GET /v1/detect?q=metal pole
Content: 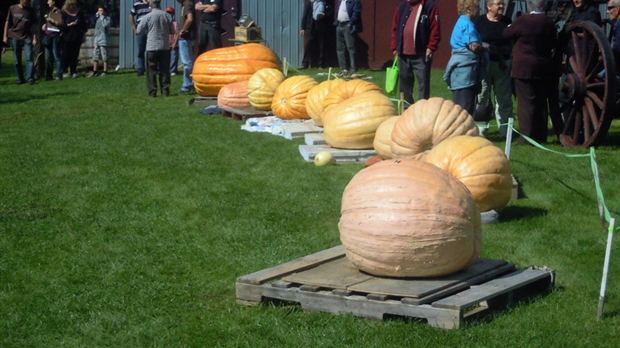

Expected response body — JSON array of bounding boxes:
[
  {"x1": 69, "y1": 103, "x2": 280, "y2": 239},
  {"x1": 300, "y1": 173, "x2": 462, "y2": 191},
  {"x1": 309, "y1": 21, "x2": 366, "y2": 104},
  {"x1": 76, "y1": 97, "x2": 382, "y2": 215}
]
[
  {"x1": 598, "y1": 218, "x2": 615, "y2": 320},
  {"x1": 504, "y1": 117, "x2": 514, "y2": 160}
]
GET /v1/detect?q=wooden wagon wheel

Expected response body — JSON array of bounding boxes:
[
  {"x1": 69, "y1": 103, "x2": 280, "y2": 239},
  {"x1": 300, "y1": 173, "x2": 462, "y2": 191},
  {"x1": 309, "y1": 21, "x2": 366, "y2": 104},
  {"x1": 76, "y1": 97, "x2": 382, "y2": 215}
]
[{"x1": 557, "y1": 21, "x2": 617, "y2": 147}]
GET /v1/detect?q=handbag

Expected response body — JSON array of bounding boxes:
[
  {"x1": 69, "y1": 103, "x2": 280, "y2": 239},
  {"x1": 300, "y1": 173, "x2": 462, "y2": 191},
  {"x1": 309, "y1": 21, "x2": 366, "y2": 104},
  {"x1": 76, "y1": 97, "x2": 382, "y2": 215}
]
[{"x1": 385, "y1": 56, "x2": 399, "y2": 95}]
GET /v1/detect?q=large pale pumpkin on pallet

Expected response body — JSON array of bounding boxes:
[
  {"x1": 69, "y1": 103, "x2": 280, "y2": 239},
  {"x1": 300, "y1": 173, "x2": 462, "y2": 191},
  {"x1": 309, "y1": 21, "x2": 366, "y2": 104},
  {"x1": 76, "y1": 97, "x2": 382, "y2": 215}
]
[
  {"x1": 192, "y1": 44, "x2": 280, "y2": 97},
  {"x1": 391, "y1": 98, "x2": 479, "y2": 160},
  {"x1": 271, "y1": 75, "x2": 318, "y2": 120},
  {"x1": 247, "y1": 68, "x2": 286, "y2": 111},
  {"x1": 423, "y1": 135, "x2": 513, "y2": 212},
  {"x1": 322, "y1": 91, "x2": 396, "y2": 149},
  {"x1": 217, "y1": 80, "x2": 251, "y2": 109},
  {"x1": 321, "y1": 80, "x2": 383, "y2": 116},
  {"x1": 305, "y1": 78, "x2": 346, "y2": 126},
  {"x1": 373, "y1": 116, "x2": 400, "y2": 159},
  {"x1": 339, "y1": 159, "x2": 481, "y2": 278}
]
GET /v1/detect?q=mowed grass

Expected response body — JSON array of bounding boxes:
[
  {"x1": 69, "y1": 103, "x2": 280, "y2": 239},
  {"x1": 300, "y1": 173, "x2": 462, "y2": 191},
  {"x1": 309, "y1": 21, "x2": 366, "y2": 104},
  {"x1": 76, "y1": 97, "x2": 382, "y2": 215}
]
[{"x1": 1, "y1": 52, "x2": 620, "y2": 347}]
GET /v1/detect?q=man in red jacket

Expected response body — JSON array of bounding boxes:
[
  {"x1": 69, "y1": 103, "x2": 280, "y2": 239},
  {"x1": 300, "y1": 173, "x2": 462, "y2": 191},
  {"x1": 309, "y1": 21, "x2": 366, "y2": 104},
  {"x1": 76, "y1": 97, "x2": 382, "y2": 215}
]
[{"x1": 391, "y1": 0, "x2": 441, "y2": 106}]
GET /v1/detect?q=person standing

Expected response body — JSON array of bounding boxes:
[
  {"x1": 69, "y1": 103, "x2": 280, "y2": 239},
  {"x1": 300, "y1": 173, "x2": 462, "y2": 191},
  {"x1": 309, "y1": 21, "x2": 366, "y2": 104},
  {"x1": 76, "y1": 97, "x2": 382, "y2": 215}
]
[
  {"x1": 503, "y1": 0, "x2": 557, "y2": 145},
  {"x1": 87, "y1": 7, "x2": 111, "y2": 77},
  {"x1": 608, "y1": 0, "x2": 620, "y2": 70},
  {"x1": 473, "y1": 0, "x2": 512, "y2": 138},
  {"x1": 3, "y1": 0, "x2": 38, "y2": 85},
  {"x1": 196, "y1": 0, "x2": 223, "y2": 54},
  {"x1": 166, "y1": 6, "x2": 179, "y2": 76},
  {"x1": 60, "y1": 0, "x2": 87, "y2": 79},
  {"x1": 177, "y1": 0, "x2": 196, "y2": 94},
  {"x1": 42, "y1": 0, "x2": 63, "y2": 81},
  {"x1": 572, "y1": 0, "x2": 602, "y2": 24},
  {"x1": 334, "y1": 0, "x2": 362, "y2": 77},
  {"x1": 300, "y1": 0, "x2": 330, "y2": 69},
  {"x1": 137, "y1": 0, "x2": 174, "y2": 98},
  {"x1": 130, "y1": 0, "x2": 151, "y2": 76},
  {"x1": 444, "y1": 0, "x2": 486, "y2": 116},
  {"x1": 390, "y1": 0, "x2": 441, "y2": 106}
]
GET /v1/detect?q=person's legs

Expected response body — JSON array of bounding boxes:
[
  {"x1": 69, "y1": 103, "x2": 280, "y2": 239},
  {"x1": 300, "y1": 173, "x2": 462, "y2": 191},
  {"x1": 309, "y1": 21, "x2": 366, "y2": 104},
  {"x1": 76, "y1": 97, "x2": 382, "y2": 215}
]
[
  {"x1": 137, "y1": 32, "x2": 147, "y2": 75},
  {"x1": 52, "y1": 37, "x2": 62, "y2": 80},
  {"x1": 411, "y1": 55, "x2": 430, "y2": 100},
  {"x1": 343, "y1": 30, "x2": 356, "y2": 72},
  {"x1": 398, "y1": 55, "x2": 415, "y2": 105},
  {"x1": 198, "y1": 22, "x2": 209, "y2": 54},
  {"x1": 453, "y1": 86, "x2": 477, "y2": 116},
  {"x1": 101, "y1": 46, "x2": 109, "y2": 73},
  {"x1": 170, "y1": 47, "x2": 178, "y2": 74},
  {"x1": 45, "y1": 42, "x2": 54, "y2": 80},
  {"x1": 493, "y1": 61, "x2": 513, "y2": 137},
  {"x1": 336, "y1": 25, "x2": 347, "y2": 72},
  {"x1": 178, "y1": 39, "x2": 194, "y2": 92},
  {"x1": 207, "y1": 24, "x2": 222, "y2": 50},
  {"x1": 159, "y1": 50, "x2": 171, "y2": 96},
  {"x1": 146, "y1": 51, "x2": 158, "y2": 97},
  {"x1": 514, "y1": 78, "x2": 535, "y2": 145},
  {"x1": 11, "y1": 39, "x2": 25, "y2": 83}
]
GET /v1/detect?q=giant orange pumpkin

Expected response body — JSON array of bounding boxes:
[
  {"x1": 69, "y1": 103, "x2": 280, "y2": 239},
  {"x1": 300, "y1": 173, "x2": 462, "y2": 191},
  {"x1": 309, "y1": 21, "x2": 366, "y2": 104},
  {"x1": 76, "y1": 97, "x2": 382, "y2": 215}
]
[
  {"x1": 217, "y1": 80, "x2": 251, "y2": 109},
  {"x1": 322, "y1": 91, "x2": 396, "y2": 149},
  {"x1": 423, "y1": 135, "x2": 513, "y2": 212},
  {"x1": 391, "y1": 98, "x2": 479, "y2": 160},
  {"x1": 305, "y1": 78, "x2": 346, "y2": 127},
  {"x1": 339, "y1": 159, "x2": 482, "y2": 278},
  {"x1": 247, "y1": 68, "x2": 286, "y2": 111},
  {"x1": 192, "y1": 44, "x2": 280, "y2": 97},
  {"x1": 321, "y1": 80, "x2": 383, "y2": 116},
  {"x1": 373, "y1": 116, "x2": 400, "y2": 159},
  {"x1": 271, "y1": 75, "x2": 318, "y2": 120}
]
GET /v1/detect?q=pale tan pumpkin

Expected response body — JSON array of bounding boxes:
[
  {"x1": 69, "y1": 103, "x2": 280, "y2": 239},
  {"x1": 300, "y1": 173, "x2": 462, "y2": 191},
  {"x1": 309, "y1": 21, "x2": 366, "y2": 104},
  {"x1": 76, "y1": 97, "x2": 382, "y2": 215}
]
[
  {"x1": 217, "y1": 80, "x2": 252, "y2": 109},
  {"x1": 340, "y1": 158, "x2": 482, "y2": 278},
  {"x1": 247, "y1": 68, "x2": 286, "y2": 111},
  {"x1": 305, "y1": 78, "x2": 346, "y2": 127},
  {"x1": 373, "y1": 116, "x2": 400, "y2": 159},
  {"x1": 322, "y1": 91, "x2": 396, "y2": 149},
  {"x1": 271, "y1": 75, "x2": 318, "y2": 120},
  {"x1": 390, "y1": 98, "x2": 479, "y2": 160},
  {"x1": 423, "y1": 135, "x2": 512, "y2": 212},
  {"x1": 321, "y1": 80, "x2": 383, "y2": 117}
]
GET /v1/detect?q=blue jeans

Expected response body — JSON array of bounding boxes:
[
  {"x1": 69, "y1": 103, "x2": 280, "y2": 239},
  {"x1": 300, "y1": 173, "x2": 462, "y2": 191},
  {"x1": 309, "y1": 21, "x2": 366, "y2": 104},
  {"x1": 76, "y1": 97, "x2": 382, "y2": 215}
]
[
  {"x1": 178, "y1": 39, "x2": 194, "y2": 91},
  {"x1": 11, "y1": 38, "x2": 35, "y2": 83},
  {"x1": 170, "y1": 47, "x2": 179, "y2": 74},
  {"x1": 336, "y1": 24, "x2": 356, "y2": 72},
  {"x1": 136, "y1": 32, "x2": 148, "y2": 74},
  {"x1": 45, "y1": 36, "x2": 63, "y2": 80}
]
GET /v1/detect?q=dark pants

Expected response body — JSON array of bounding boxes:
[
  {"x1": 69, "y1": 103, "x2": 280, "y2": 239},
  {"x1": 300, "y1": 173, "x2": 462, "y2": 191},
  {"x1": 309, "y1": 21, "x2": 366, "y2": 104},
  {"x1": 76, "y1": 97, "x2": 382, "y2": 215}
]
[
  {"x1": 198, "y1": 21, "x2": 222, "y2": 54},
  {"x1": 136, "y1": 32, "x2": 147, "y2": 74},
  {"x1": 514, "y1": 78, "x2": 549, "y2": 145},
  {"x1": 398, "y1": 54, "x2": 431, "y2": 105},
  {"x1": 45, "y1": 35, "x2": 63, "y2": 80},
  {"x1": 302, "y1": 20, "x2": 327, "y2": 68},
  {"x1": 336, "y1": 23, "x2": 356, "y2": 72},
  {"x1": 146, "y1": 50, "x2": 171, "y2": 97},
  {"x1": 453, "y1": 84, "x2": 479, "y2": 116},
  {"x1": 62, "y1": 39, "x2": 81, "y2": 75}
]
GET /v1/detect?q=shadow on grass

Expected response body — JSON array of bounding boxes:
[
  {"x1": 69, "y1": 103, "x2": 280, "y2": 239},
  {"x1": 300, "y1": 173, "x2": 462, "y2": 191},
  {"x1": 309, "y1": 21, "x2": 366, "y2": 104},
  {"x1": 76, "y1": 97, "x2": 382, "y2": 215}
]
[
  {"x1": 498, "y1": 206, "x2": 547, "y2": 223},
  {"x1": 0, "y1": 89, "x2": 73, "y2": 105}
]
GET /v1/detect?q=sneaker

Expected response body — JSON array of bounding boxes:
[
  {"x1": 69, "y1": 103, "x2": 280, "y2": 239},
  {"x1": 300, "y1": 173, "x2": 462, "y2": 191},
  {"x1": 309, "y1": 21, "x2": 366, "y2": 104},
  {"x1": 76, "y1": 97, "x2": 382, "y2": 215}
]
[
  {"x1": 336, "y1": 70, "x2": 349, "y2": 78},
  {"x1": 55, "y1": 77, "x2": 62, "y2": 81},
  {"x1": 100, "y1": 72, "x2": 106, "y2": 77},
  {"x1": 28, "y1": 79, "x2": 35, "y2": 85},
  {"x1": 86, "y1": 71, "x2": 95, "y2": 78},
  {"x1": 170, "y1": 72, "x2": 176, "y2": 76},
  {"x1": 178, "y1": 88, "x2": 194, "y2": 94},
  {"x1": 72, "y1": 73, "x2": 78, "y2": 79},
  {"x1": 63, "y1": 73, "x2": 70, "y2": 79}
]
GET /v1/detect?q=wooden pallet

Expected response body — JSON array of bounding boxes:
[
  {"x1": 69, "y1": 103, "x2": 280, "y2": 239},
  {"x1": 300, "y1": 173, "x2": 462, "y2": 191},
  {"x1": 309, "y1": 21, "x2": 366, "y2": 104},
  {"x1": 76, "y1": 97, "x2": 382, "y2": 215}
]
[
  {"x1": 186, "y1": 97, "x2": 217, "y2": 107},
  {"x1": 220, "y1": 107, "x2": 274, "y2": 121},
  {"x1": 236, "y1": 245, "x2": 554, "y2": 329}
]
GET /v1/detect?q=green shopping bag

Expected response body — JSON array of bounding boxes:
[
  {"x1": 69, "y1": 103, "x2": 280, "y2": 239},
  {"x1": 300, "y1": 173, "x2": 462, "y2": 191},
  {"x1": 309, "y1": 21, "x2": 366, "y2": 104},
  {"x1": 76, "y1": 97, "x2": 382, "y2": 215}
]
[{"x1": 385, "y1": 56, "x2": 399, "y2": 95}]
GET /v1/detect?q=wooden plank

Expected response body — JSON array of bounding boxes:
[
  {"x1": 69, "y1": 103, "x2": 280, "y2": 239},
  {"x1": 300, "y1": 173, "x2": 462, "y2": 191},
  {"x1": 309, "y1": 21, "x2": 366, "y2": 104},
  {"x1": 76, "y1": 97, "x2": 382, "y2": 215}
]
[
  {"x1": 282, "y1": 257, "x2": 373, "y2": 290},
  {"x1": 299, "y1": 145, "x2": 377, "y2": 163},
  {"x1": 276, "y1": 123, "x2": 323, "y2": 140},
  {"x1": 187, "y1": 97, "x2": 217, "y2": 107},
  {"x1": 236, "y1": 245, "x2": 345, "y2": 285},
  {"x1": 220, "y1": 107, "x2": 274, "y2": 121},
  {"x1": 305, "y1": 133, "x2": 327, "y2": 145},
  {"x1": 432, "y1": 267, "x2": 554, "y2": 310},
  {"x1": 349, "y1": 259, "x2": 511, "y2": 300}
]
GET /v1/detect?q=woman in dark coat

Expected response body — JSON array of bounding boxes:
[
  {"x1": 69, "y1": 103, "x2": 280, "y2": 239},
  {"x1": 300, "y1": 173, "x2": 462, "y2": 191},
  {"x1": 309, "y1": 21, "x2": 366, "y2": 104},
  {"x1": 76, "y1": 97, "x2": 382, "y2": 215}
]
[{"x1": 60, "y1": 0, "x2": 87, "y2": 78}]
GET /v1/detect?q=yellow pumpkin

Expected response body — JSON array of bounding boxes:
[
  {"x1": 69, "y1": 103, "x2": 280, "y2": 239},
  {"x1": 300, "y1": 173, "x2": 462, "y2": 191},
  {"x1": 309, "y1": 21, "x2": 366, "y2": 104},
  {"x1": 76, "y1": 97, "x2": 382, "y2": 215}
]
[
  {"x1": 391, "y1": 97, "x2": 479, "y2": 160},
  {"x1": 305, "y1": 78, "x2": 346, "y2": 127},
  {"x1": 247, "y1": 68, "x2": 286, "y2": 111},
  {"x1": 192, "y1": 44, "x2": 280, "y2": 97},
  {"x1": 321, "y1": 80, "x2": 383, "y2": 116},
  {"x1": 423, "y1": 135, "x2": 513, "y2": 212},
  {"x1": 322, "y1": 91, "x2": 396, "y2": 149},
  {"x1": 339, "y1": 158, "x2": 481, "y2": 278},
  {"x1": 373, "y1": 116, "x2": 400, "y2": 159},
  {"x1": 271, "y1": 75, "x2": 318, "y2": 120},
  {"x1": 217, "y1": 80, "x2": 252, "y2": 109}
]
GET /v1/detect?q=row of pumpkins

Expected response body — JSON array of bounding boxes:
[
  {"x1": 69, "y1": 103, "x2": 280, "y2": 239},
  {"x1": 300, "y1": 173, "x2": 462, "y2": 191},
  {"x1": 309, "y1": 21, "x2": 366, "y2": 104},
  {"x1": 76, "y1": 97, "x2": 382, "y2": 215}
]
[{"x1": 194, "y1": 44, "x2": 513, "y2": 278}]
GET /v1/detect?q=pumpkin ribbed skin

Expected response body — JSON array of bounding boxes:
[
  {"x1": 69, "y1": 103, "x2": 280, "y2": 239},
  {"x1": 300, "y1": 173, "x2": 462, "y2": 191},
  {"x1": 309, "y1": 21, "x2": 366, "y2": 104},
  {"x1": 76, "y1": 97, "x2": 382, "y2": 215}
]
[
  {"x1": 391, "y1": 98, "x2": 479, "y2": 160},
  {"x1": 192, "y1": 44, "x2": 280, "y2": 97},
  {"x1": 322, "y1": 80, "x2": 383, "y2": 116},
  {"x1": 306, "y1": 78, "x2": 346, "y2": 126},
  {"x1": 247, "y1": 68, "x2": 286, "y2": 111},
  {"x1": 423, "y1": 135, "x2": 513, "y2": 212},
  {"x1": 271, "y1": 75, "x2": 318, "y2": 120},
  {"x1": 339, "y1": 159, "x2": 482, "y2": 278},
  {"x1": 323, "y1": 91, "x2": 396, "y2": 149},
  {"x1": 373, "y1": 116, "x2": 400, "y2": 159},
  {"x1": 217, "y1": 80, "x2": 252, "y2": 109}
]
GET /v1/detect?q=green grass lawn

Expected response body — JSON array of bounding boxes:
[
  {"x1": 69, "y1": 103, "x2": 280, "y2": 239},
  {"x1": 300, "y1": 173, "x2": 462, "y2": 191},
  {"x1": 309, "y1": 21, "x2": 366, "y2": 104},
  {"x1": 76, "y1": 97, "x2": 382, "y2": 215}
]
[{"x1": 1, "y1": 52, "x2": 620, "y2": 347}]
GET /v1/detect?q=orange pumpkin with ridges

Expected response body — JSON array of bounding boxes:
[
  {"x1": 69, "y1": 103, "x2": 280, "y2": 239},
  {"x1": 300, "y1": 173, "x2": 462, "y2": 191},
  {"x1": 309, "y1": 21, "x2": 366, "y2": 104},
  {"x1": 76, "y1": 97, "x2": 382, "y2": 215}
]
[
  {"x1": 271, "y1": 75, "x2": 318, "y2": 120},
  {"x1": 217, "y1": 80, "x2": 252, "y2": 109}
]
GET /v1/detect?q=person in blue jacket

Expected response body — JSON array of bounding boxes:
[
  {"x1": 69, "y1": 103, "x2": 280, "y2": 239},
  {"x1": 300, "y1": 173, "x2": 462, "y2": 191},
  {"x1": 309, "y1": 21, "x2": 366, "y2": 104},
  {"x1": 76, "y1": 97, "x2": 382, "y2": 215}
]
[{"x1": 334, "y1": 0, "x2": 362, "y2": 77}]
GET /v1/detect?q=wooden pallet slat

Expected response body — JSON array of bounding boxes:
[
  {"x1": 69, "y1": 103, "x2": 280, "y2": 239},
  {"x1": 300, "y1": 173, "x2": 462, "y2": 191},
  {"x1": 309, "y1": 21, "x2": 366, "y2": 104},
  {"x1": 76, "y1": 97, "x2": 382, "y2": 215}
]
[{"x1": 220, "y1": 107, "x2": 274, "y2": 121}]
